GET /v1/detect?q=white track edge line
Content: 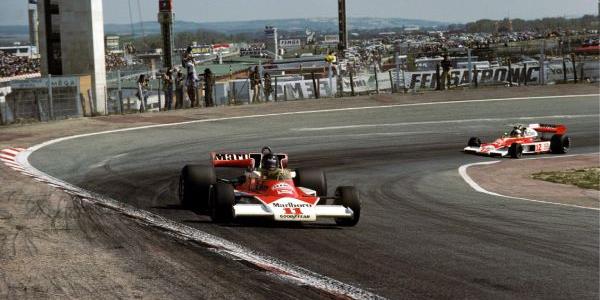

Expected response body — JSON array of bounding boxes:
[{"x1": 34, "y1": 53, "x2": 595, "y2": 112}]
[{"x1": 458, "y1": 154, "x2": 600, "y2": 211}]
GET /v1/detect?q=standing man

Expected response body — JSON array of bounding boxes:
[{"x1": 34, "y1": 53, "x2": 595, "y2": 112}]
[
  {"x1": 203, "y1": 68, "x2": 215, "y2": 107},
  {"x1": 263, "y1": 73, "x2": 273, "y2": 102},
  {"x1": 175, "y1": 70, "x2": 185, "y2": 109},
  {"x1": 185, "y1": 58, "x2": 198, "y2": 107},
  {"x1": 162, "y1": 69, "x2": 174, "y2": 111},
  {"x1": 137, "y1": 74, "x2": 149, "y2": 113},
  {"x1": 250, "y1": 66, "x2": 261, "y2": 103},
  {"x1": 440, "y1": 54, "x2": 452, "y2": 90}
]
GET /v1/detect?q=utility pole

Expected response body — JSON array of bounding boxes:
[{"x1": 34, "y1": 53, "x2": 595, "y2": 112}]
[
  {"x1": 158, "y1": 0, "x2": 174, "y2": 70},
  {"x1": 337, "y1": 0, "x2": 348, "y2": 54}
]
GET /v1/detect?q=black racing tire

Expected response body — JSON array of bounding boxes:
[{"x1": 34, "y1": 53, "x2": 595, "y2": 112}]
[
  {"x1": 508, "y1": 143, "x2": 523, "y2": 159},
  {"x1": 334, "y1": 186, "x2": 361, "y2": 227},
  {"x1": 210, "y1": 183, "x2": 235, "y2": 223},
  {"x1": 294, "y1": 168, "x2": 328, "y2": 199},
  {"x1": 551, "y1": 134, "x2": 571, "y2": 154},
  {"x1": 468, "y1": 137, "x2": 482, "y2": 147},
  {"x1": 179, "y1": 165, "x2": 216, "y2": 211}
]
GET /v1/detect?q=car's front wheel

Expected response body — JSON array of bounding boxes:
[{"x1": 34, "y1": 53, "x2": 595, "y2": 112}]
[
  {"x1": 210, "y1": 183, "x2": 235, "y2": 223},
  {"x1": 508, "y1": 143, "x2": 523, "y2": 159},
  {"x1": 179, "y1": 165, "x2": 216, "y2": 211},
  {"x1": 334, "y1": 186, "x2": 361, "y2": 227}
]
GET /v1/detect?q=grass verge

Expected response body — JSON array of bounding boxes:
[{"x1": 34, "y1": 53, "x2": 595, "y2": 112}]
[{"x1": 532, "y1": 168, "x2": 600, "y2": 191}]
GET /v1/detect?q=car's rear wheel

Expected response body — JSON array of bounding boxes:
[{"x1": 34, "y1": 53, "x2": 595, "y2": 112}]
[
  {"x1": 210, "y1": 183, "x2": 235, "y2": 223},
  {"x1": 468, "y1": 137, "x2": 481, "y2": 147},
  {"x1": 508, "y1": 143, "x2": 523, "y2": 159},
  {"x1": 179, "y1": 165, "x2": 216, "y2": 211},
  {"x1": 294, "y1": 168, "x2": 328, "y2": 200},
  {"x1": 551, "y1": 134, "x2": 571, "y2": 154},
  {"x1": 334, "y1": 186, "x2": 361, "y2": 227}
]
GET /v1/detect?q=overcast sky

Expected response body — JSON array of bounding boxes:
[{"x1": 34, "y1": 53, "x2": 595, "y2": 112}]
[{"x1": 0, "y1": 0, "x2": 597, "y2": 26}]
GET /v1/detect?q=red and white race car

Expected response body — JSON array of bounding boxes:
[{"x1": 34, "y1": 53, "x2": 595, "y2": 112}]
[
  {"x1": 463, "y1": 124, "x2": 572, "y2": 158},
  {"x1": 178, "y1": 147, "x2": 360, "y2": 226}
]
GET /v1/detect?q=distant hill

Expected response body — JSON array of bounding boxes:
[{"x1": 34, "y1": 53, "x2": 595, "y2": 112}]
[
  {"x1": 103, "y1": 18, "x2": 446, "y2": 35},
  {"x1": 97, "y1": 17, "x2": 446, "y2": 36},
  {"x1": 0, "y1": 17, "x2": 446, "y2": 42}
]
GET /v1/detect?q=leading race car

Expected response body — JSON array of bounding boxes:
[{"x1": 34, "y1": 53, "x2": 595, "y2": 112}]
[
  {"x1": 463, "y1": 123, "x2": 571, "y2": 158},
  {"x1": 178, "y1": 147, "x2": 360, "y2": 226}
]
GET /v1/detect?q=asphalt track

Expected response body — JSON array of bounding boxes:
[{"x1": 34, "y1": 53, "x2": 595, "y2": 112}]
[{"x1": 29, "y1": 94, "x2": 599, "y2": 299}]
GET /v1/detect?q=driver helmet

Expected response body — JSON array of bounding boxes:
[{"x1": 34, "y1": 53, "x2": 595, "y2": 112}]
[
  {"x1": 261, "y1": 154, "x2": 278, "y2": 171},
  {"x1": 510, "y1": 128, "x2": 522, "y2": 137}
]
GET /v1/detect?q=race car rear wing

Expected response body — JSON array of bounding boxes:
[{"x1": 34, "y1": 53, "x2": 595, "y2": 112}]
[
  {"x1": 529, "y1": 124, "x2": 567, "y2": 135},
  {"x1": 211, "y1": 152, "x2": 289, "y2": 169}
]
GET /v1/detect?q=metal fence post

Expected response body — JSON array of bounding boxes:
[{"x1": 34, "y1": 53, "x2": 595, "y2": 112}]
[
  {"x1": 435, "y1": 64, "x2": 441, "y2": 90},
  {"x1": 47, "y1": 74, "x2": 54, "y2": 120},
  {"x1": 311, "y1": 72, "x2": 319, "y2": 99},
  {"x1": 467, "y1": 48, "x2": 473, "y2": 84},
  {"x1": 158, "y1": 77, "x2": 162, "y2": 111},
  {"x1": 388, "y1": 71, "x2": 394, "y2": 93},
  {"x1": 117, "y1": 70, "x2": 124, "y2": 114},
  {"x1": 523, "y1": 63, "x2": 528, "y2": 86},
  {"x1": 274, "y1": 77, "x2": 278, "y2": 102},
  {"x1": 473, "y1": 65, "x2": 478, "y2": 88},
  {"x1": 571, "y1": 54, "x2": 578, "y2": 83},
  {"x1": 349, "y1": 72, "x2": 355, "y2": 96},
  {"x1": 374, "y1": 66, "x2": 380, "y2": 94},
  {"x1": 328, "y1": 63, "x2": 333, "y2": 97},
  {"x1": 562, "y1": 57, "x2": 568, "y2": 83},
  {"x1": 507, "y1": 58, "x2": 513, "y2": 87}
]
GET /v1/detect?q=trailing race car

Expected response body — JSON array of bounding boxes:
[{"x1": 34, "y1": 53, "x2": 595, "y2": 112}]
[
  {"x1": 464, "y1": 124, "x2": 571, "y2": 158},
  {"x1": 178, "y1": 147, "x2": 360, "y2": 226}
]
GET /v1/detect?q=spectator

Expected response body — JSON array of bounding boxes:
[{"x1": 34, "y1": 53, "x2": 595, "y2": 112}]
[
  {"x1": 0, "y1": 52, "x2": 40, "y2": 78},
  {"x1": 263, "y1": 73, "x2": 273, "y2": 102},
  {"x1": 105, "y1": 53, "x2": 127, "y2": 71},
  {"x1": 440, "y1": 54, "x2": 452, "y2": 90},
  {"x1": 137, "y1": 74, "x2": 149, "y2": 113},
  {"x1": 175, "y1": 70, "x2": 184, "y2": 109},
  {"x1": 162, "y1": 69, "x2": 174, "y2": 111},
  {"x1": 203, "y1": 68, "x2": 214, "y2": 107},
  {"x1": 185, "y1": 58, "x2": 198, "y2": 107},
  {"x1": 250, "y1": 66, "x2": 261, "y2": 103}
]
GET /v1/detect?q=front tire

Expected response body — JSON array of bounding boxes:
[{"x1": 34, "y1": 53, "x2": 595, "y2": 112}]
[
  {"x1": 179, "y1": 165, "x2": 216, "y2": 211},
  {"x1": 294, "y1": 168, "x2": 328, "y2": 200},
  {"x1": 210, "y1": 183, "x2": 235, "y2": 223},
  {"x1": 508, "y1": 143, "x2": 523, "y2": 159},
  {"x1": 551, "y1": 134, "x2": 571, "y2": 154},
  {"x1": 334, "y1": 186, "x2": 361, "y2": 227}
]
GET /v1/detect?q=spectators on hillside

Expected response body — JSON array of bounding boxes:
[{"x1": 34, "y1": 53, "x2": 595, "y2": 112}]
[
  {"x1": 0, "y1": 51, "x2": 40, "y2": 78},
  {"x1": 105, "y1": 53, "x2": 127, "y2": 71}
]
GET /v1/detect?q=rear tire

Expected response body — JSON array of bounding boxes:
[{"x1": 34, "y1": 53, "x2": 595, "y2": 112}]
[
  {"x1": 179, "y1": 165, "x2": 216, "y2": 211},
  {"x1": 468, "y1": 137, "x2": 481, "y2": 147},
  {"x1": 210, "y1": 183, "x2": 235, "y2": 223},
  {"x1": 551, "y1": 134, "x2": 571, "y2": 154},
  {"x1": 508, "y1": 143, "x2": 523, "y2": 159},
  {"x1": 294, "y1": 168, "x2": 328, "y2": 199},
  {"x1": 334, "y1": 186, "x2": 361, "y2": 227}
]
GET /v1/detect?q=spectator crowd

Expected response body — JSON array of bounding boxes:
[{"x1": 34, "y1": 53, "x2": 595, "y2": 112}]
[
  {"x1": 105, "y1": 53, "x2": 127, "y2": 71},
  {"x1": 0, "y1": 51, "x2": 40, "y2": 78}
]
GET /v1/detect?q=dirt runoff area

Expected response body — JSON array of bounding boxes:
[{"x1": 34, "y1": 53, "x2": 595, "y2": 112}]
[{"x1": 468, "y1": 154, "x2": 600, "y2": 209}]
